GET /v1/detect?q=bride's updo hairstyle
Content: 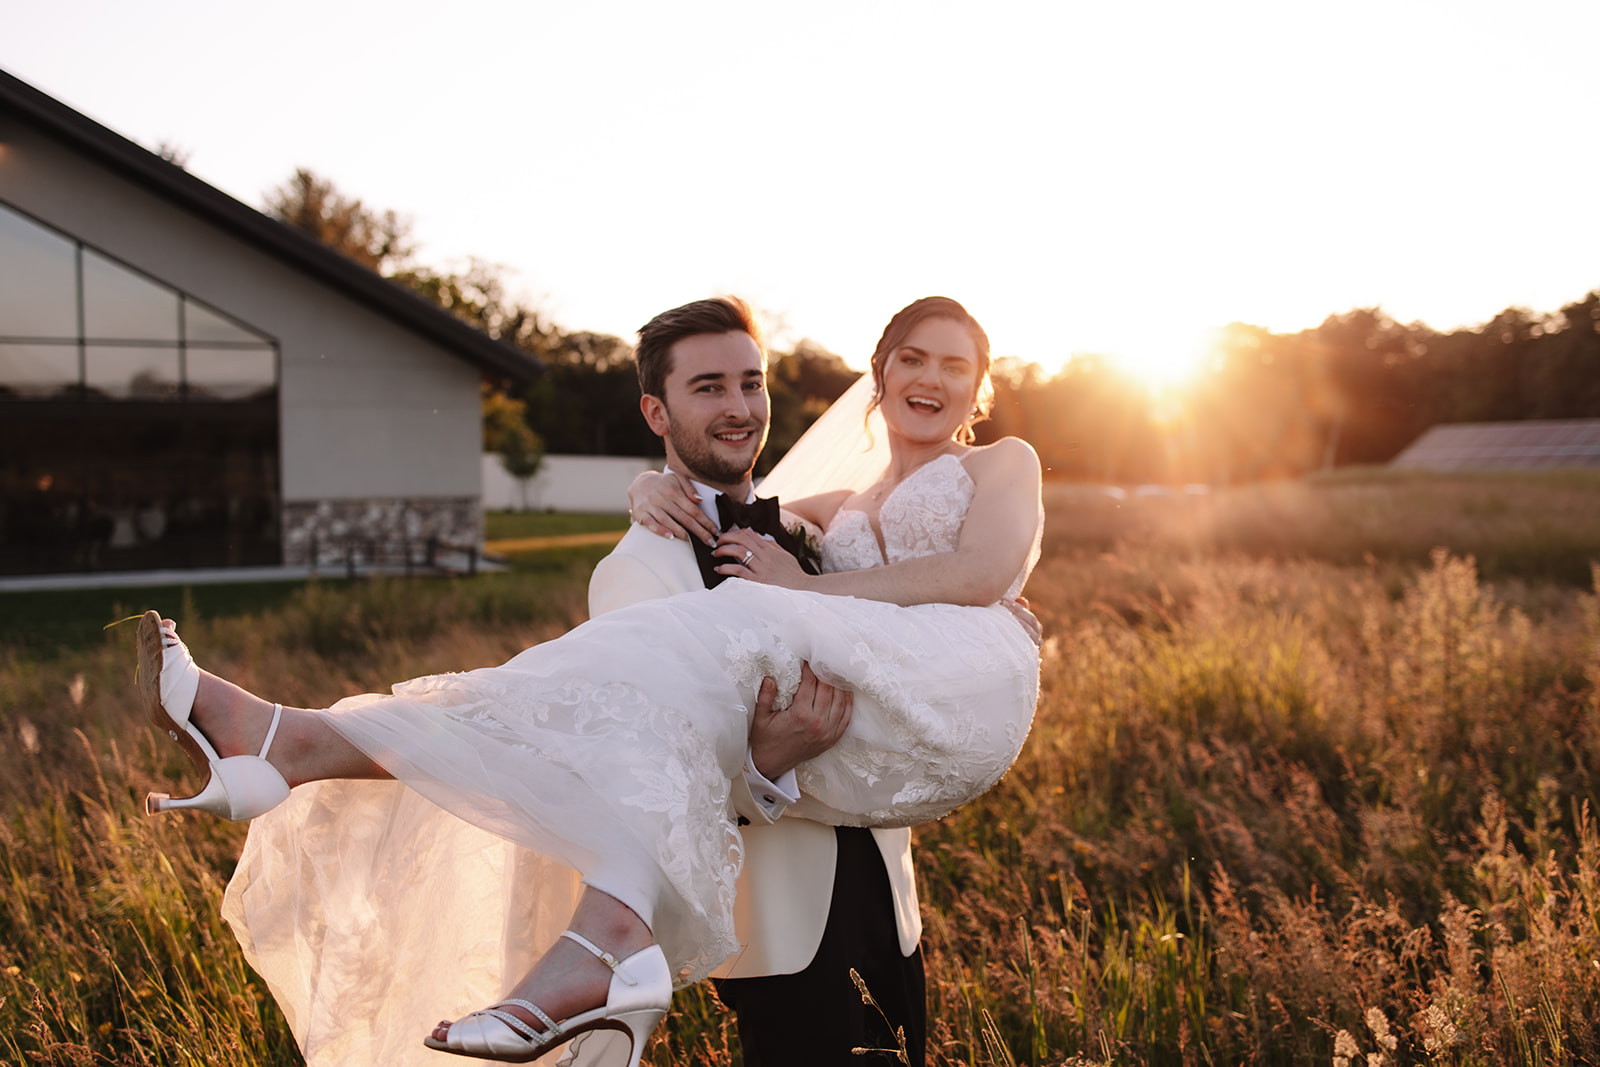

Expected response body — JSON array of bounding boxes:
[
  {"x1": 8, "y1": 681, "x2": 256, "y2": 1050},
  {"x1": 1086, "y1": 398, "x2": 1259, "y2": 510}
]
[
  {"x1": 866, "y1": 296, "x2": 995, "y2": 445},
  {"x1": 634, "y1": 296, "x2": 765, "y2": 402}
]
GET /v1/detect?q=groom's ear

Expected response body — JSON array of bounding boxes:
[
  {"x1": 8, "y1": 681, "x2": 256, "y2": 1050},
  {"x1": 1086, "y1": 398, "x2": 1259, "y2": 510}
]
[{"x1": 640, "y1": 394, "x2": 671, "y2": 439}]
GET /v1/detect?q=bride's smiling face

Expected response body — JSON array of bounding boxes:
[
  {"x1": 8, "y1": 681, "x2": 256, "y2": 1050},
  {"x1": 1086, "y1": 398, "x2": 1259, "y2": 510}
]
[{"x1": 878, "y1": 317, "x2": 983, "y2": 445}]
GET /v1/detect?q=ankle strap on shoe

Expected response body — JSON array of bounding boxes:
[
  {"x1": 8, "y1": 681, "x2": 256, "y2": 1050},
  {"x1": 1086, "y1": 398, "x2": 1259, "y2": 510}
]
[
  {"x1": 258, "y1": 703, "x2": 284, "y2": 760},
  {"x1": 560, "y1": 930, "x2": 639, "y2": 986}
]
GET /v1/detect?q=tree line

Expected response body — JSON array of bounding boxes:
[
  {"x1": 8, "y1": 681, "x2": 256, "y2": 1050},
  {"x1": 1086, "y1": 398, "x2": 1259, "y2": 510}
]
[
  {"x1": 974, "y1": 295, "x2": 1600, "y2": 483},
  {"x1": 266, "y1": 170, "x2": 857, "y2": 479},
  {"x1": 269, "y1": 170, "x2": 1600, "y2": 486}
]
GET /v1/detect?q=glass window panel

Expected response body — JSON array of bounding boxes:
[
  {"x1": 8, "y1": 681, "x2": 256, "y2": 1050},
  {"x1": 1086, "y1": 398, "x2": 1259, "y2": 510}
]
[
  {"x1": 82, "y1": 250, "x2": 179, "y2": 341},
  {"x1": 0, "y1": 416, "x2": 87, "y2": 575},
  {"x1": 0, "y1": 343, "x2": 79, "y2": 397},
  {"x1": 184, "y1": 298, "x2": 270, "y2": 345},
  {"x1": 186, "y1": 345, "x2": 277, "y2": 400},
  {"x1": 0, "y1": 203, "x2": 78, "y2": 339},
  {"x1": 84, "y1": 344, "x2": 179, "y2": 399},
  {"x1": 170, "y1": 419, "x2": 281, "y2": 567},
  {"x1": 75, "y1": 415, "x2": 191, "y2": 570}
]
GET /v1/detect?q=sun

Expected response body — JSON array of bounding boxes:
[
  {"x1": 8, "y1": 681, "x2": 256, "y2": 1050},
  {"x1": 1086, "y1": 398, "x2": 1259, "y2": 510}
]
[{"x1": 1102, "y1": 325, "x2": 1218, "y2": 394}]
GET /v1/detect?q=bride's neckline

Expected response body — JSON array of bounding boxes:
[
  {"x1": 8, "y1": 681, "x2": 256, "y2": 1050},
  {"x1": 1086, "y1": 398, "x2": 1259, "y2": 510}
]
[
  {"x1": 835, "y1": 452, "x2": 971, "y2": 561},
  {"x1": 867, "y1": 446, "x2": 970, "y2": 501}
]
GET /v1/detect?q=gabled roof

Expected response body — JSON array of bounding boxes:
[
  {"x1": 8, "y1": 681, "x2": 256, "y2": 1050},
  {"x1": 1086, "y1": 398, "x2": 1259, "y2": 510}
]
[
  {"x1": 1391, "y1": 419, "x2": 1600, "y2": 470},
  {"x1": 0, "y1": 68, "x2": 539, "y2": 382}
]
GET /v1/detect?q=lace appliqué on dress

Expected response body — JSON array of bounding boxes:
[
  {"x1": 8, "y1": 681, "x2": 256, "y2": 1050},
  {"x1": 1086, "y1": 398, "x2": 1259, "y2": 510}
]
[
  {"x1": 380, "y1": 670, "x2": 746, "y2": 986},
  {"x1": 791, "y1": 453, "x2": 1039, "y2": 828},
  {"x1": 820, "y1": 452, "x2": 976, "y2": 575}
]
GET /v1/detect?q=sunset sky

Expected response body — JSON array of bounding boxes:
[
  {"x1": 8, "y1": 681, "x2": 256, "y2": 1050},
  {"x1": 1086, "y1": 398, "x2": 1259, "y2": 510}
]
[{"x1": 4, "y1": 0, "x2": 1596, "y2": 384}]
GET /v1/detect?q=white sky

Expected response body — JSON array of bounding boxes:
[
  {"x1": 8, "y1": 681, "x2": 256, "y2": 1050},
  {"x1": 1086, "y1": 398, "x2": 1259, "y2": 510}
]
[{"x1": 4, "y1": 0, "x2": 1597, "y2": 382}]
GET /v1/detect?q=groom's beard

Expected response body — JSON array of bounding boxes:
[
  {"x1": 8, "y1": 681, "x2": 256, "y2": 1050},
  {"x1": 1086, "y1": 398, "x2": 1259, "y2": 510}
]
[{"x1": 667, "y1": 414, "x2": 767, "y2": 487}]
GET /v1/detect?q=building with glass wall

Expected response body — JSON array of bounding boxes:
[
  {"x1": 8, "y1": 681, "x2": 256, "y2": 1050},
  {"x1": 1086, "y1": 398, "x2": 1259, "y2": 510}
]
[{"x1": 0, "y1": 70, "x2": 535, "y2": 577}]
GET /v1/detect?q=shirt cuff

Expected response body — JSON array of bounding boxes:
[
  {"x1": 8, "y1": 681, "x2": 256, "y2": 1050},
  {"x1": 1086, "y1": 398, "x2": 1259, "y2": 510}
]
[{"x1": 743, "y1": 747, "x2": 801, "y2": 818}]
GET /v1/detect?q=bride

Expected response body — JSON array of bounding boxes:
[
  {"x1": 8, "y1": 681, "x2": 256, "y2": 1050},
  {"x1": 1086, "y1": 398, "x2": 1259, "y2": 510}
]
[{"x1": 135, "y1": 296, "x2": 1043, "y2": 1065}]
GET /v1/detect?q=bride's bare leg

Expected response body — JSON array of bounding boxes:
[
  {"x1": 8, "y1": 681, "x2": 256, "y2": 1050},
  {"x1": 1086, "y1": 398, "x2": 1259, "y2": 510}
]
[
  {"x1": 190, "y1": 670, "x2": 390, "y2": 785},
  {"x1": 429, "y1": 887, "x2": 654, "y2": 1042}
]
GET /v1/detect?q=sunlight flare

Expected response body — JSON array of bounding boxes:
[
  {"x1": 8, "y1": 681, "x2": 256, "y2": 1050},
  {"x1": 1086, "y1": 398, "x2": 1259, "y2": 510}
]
[{"x1": 1101, "y1": 324, "x2": 1219, "y2": 392}]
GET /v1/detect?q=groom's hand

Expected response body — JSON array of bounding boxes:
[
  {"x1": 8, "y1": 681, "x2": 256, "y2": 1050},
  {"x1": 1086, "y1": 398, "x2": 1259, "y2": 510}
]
[{"x1": 750, "y1": 662, "x2": 852, "y2": 781}]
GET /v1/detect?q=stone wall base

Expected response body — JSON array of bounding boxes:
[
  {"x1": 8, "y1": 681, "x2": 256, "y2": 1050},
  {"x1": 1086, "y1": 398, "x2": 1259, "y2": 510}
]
[{"x1": 283, "y1": 497, "x2": 481, "y2": 567}]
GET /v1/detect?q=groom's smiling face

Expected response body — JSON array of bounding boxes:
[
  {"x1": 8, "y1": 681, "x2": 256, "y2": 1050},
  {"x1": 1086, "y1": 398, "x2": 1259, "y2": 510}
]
[{"x1": 641, "y1": 330, "x2": 769, "y2": 496}]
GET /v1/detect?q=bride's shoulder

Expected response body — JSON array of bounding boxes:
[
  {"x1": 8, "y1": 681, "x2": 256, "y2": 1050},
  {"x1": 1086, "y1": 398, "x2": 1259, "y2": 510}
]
[{"x1": 962, "y1": 436, "x2": 1041, "y2": 479}]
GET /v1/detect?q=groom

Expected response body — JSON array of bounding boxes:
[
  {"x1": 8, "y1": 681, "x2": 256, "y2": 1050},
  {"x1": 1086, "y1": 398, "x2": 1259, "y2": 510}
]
[{"x1": 587, "y1": 296, "x2": 927, "y2": 1064}]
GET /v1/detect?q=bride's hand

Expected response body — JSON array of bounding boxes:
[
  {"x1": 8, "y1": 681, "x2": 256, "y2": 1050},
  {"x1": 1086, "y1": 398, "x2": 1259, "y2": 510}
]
[
  {"x1": 714, "y1": 528, "x2": 811, "y2": 589},
  {"x1": 627, "y1": 470, "x2": 719, "y2": 544},
  {"x1": 1004, "y1": 596, "x2": 1044, "y2": 647}
]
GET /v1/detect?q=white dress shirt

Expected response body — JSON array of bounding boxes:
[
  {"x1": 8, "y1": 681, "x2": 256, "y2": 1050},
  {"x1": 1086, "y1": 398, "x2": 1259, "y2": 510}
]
[{"x1": 677, "y1": 470, "x2": 802, "y2": 819}]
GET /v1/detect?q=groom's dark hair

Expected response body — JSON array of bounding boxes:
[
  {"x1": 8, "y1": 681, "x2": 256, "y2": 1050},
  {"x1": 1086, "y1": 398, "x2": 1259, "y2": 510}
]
[{"x1": 634, "y1": 296, "x2": 765, "y2": 399}]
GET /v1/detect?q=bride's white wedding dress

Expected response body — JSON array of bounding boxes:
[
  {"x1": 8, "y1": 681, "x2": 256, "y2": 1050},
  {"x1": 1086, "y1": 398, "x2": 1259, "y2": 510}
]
[{"x1": 222, "y1": 451, "x2": 1040, "y2": 1065}]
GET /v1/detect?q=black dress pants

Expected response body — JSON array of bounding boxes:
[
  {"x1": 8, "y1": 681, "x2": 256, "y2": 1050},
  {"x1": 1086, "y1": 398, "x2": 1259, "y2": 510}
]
[{"x1": 713, "y1": 826, "x2": 927, "y2": 1066}]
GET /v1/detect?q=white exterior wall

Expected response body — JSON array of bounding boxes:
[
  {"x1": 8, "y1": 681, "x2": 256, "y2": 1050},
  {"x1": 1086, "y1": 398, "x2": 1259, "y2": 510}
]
[
  {"x1": 483, "y1": 454, "x2": 659, "y2": 512},
  {"x1": 0, "y1": 117, "x2": 482, "y2": 504}
]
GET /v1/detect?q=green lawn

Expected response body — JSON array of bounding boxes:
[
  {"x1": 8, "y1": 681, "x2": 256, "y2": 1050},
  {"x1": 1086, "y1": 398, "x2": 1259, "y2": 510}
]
[
  {"x1": 0, "y1": 544, "x2": 617, "y2": 660},
  {"x1": 0, "y1": 513, "x2": 624, "y2": 661},
  {"x1": 0, "y1": 581, "x2": 311, "y2": 660}
]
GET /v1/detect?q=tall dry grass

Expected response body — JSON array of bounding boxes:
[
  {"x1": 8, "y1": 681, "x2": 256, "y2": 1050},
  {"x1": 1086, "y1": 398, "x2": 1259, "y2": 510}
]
[
  {"x1": 3, "y1": 478, "x2": 1599, "y2": 1064},
  {"x1": 0, "y1": 565, "x2": 596, "y2": 1067},
  {"x1": 917, "y1": 547, "x2": 1600, "y2": 1064}
]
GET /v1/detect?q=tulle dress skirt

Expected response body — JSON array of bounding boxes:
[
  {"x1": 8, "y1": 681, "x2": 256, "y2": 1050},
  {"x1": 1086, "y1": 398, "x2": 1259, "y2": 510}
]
[{"x1": 222, "y1": 578, "x2": 1037, "y2": 1064}]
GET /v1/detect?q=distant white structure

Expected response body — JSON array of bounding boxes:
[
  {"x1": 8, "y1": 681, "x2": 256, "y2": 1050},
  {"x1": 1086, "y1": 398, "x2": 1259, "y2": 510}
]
[
  {"x1": 1391, "y1": 420, "x2": 1600, "y2": 471},
  {"x1": 1, "y1": 70, "x2": 536, "y2": 578},
  {"x1": 483, "y1": 454, "x2": 659, "y2": 513}
]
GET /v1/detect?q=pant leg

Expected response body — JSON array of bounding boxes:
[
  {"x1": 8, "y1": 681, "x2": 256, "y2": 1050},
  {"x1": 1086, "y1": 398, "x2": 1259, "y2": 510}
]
[{"x1": 713, "y1": 827, "x2": 926, "y2": 1067}]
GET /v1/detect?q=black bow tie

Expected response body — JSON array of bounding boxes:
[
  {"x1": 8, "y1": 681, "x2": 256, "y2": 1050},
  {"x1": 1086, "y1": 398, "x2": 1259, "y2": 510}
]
[
  {"x1": 690, "y1": 492, "x2": 820, "y2": 589},
  {"x1": 716, "y1": 493, "x2": 783, "y2": 537}
]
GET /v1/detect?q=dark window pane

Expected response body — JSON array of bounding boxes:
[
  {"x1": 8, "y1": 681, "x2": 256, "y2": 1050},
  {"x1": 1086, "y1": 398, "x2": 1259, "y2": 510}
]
[
  {"x1": 75, "y1": 412, "x2": 191, "y2": 570},
  {"x1": 82, "y1": 249, "x2": 179, "y2": 341},
  {"x1": 0, "y1": 405, "x2": 280, "y2": 574},
  {"x1": 0, "y1": 414, "x2": 87, "y2": 573},
  {"x1": 185, "y1": 298, "x2": 270, "y2": 345},
  {"x1": 0, "y1": 342, "x2": 79, "y2": 397},
  {"x1": 178, "y1": 417, "x2": 281, "y2": 567},
  {"x1": 85, "y1": 344, "x2": 180, "y2": 399},
  {"x1": 0, "y1": 203, "x2": 78, "y2": 339},
  {"x1": 186, "y1": 345, "x2": 276, "y2": 400}
]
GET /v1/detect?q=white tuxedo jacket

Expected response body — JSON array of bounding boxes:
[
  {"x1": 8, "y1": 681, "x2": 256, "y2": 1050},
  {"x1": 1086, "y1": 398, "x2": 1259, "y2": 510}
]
[{"x1": 588, "y1": 523, "x2": 920, "y2": 978}]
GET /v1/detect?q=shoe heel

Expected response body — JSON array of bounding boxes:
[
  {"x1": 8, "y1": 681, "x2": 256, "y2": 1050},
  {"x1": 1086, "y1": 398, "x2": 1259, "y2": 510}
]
[
  {"x1": 146, "y1": 754, "x2": 290, "y2": 820},
  {"x1": 146, "y1": 777, "x2": 228, "y2": 816},
  {"x1": 562, "y1": 1008, "x2": 667, "y2": 1067},
  {"x1": 145, "y1": 762, "x2": 230, "y2": 816},
  {"x1": 146, "y1": 703, "x2": 290, "y2": 821},
  {"x1": 615, "y1": 1008, "x2": 667, "y2": 1067}
]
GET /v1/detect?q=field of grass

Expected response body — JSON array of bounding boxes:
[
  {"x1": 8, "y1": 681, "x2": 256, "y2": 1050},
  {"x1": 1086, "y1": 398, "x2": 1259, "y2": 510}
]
[
  {"x1": 1045, "y1": 467, "x2": 1600, "y2": 587},
  {"x1": 3, "y1": 473, "x2": 1599, "y2": 1064}
]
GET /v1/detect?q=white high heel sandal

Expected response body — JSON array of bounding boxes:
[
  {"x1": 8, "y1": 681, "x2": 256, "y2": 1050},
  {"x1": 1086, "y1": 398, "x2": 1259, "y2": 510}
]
[
  {"x1": 424, "y1": 930, "x2": 671, "y2": 1066},
  {"x1": 137, "y1": 610, "x2": 291, "y2": 820}
]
